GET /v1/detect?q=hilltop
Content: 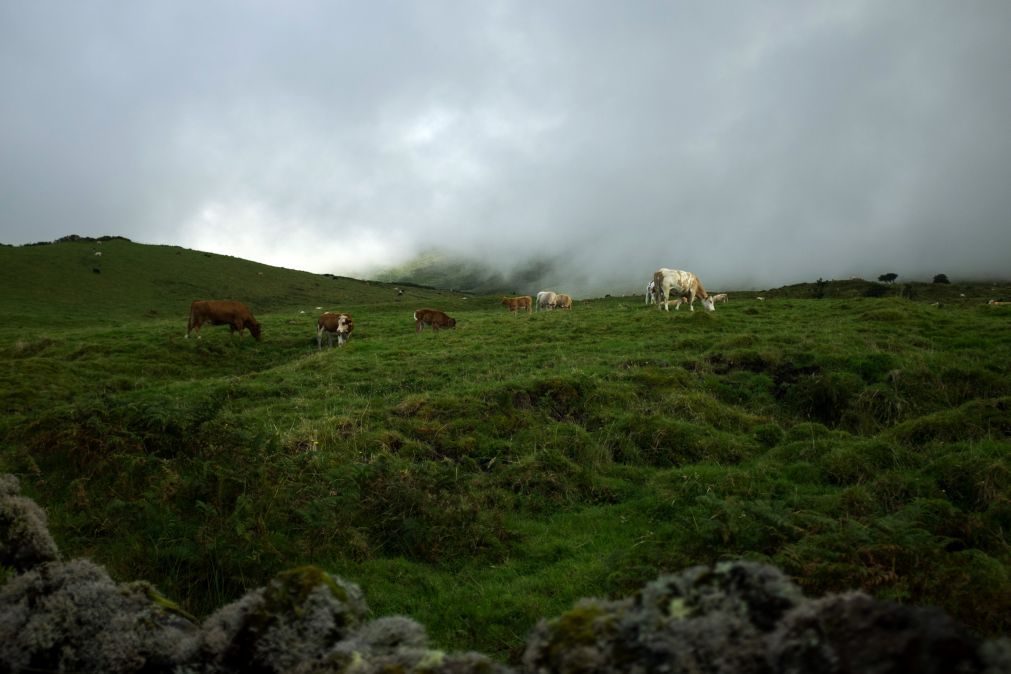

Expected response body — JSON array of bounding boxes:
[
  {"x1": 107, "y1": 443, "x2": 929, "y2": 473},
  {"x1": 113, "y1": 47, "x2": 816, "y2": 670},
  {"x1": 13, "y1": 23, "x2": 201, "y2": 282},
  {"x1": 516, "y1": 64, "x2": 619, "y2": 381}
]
[{"x1": 0, "y1": 236, "x2": 474, "y2": 326}]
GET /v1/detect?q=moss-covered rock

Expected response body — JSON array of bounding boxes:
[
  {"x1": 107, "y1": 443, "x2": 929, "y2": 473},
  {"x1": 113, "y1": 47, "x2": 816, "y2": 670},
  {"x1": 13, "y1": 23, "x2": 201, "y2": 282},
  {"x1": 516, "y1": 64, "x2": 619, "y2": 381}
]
[
  {"x1": 523, "y1": 560, "x2": 1009, "y2": 674},
  {"x1": 0, "y1": 474, "x2": 60, "y2": 571},
  {"x1": 196, "y1": 565, "x2": 367, "y2": 673},
  {"x1": 0, "y1": 559, "x2": 198, "y2": 673},
  {"x1": 524, "y1": 561, "x2": 803, "y2": 673}
]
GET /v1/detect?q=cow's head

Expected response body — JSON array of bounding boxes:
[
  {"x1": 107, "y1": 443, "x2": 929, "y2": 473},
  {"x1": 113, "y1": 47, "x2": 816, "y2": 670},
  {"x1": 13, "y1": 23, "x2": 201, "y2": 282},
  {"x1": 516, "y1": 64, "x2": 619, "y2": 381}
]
[
  {"x1": 337, "y1": 315, "x2": 353, "y2": 345},
  {"x1": 249, "y1": 320, "x2": 263, "y2": 340},
  {"x1": 702, "y1": 296, "x2": 716, "y2": 312},
  {"x1": 448, "y1": 317, "x2": 457, "y2": 329}
]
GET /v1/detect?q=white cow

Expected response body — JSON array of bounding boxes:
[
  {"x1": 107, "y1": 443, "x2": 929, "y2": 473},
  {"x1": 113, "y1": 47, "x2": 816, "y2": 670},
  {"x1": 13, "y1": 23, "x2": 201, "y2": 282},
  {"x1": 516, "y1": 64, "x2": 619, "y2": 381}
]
[
  {"x1": 711, "y1": 293, "x2": 728, "y2": 304},
  {"x1": 536, "y1": 291, "x2": 558, "y2": 311},
  {"x1": 653, "y1": 268, "x2": 715, "y2": 312}
]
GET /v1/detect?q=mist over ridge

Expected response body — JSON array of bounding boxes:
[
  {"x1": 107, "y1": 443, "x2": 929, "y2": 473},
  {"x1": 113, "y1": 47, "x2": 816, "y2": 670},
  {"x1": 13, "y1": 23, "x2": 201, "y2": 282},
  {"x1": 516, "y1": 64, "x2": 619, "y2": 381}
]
[{"x1": 3, "y1": 3, "x2": 1011, "y2": 294}]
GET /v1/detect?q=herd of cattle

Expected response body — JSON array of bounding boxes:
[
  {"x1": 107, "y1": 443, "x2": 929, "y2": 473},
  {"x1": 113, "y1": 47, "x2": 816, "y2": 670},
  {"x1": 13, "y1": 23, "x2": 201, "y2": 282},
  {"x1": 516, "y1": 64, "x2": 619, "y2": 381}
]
[
  {"x1": 500, "y1": 290, "x2": 574, "y2": 313},
  {"x1": 185, "y1": 268, "x2": 722, "y2": 348}
]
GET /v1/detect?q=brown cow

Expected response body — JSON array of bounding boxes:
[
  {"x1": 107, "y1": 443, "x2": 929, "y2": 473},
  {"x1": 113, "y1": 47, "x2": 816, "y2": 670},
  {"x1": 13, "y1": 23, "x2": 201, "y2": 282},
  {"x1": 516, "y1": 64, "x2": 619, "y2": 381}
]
[
  {"x1": 317, "y1": 312, "x2": 354, "y2": 349},
  {"x1": 554, "y1": 293, "x2": 573, "y2": 310},
  {"x1": 501, "y1": 295, "x2": 533, "y2": 313},
  {"x1": 187, "y1": 300, "x2": 261, "y2": 340},
  {"x1": 414, "y1": 308, "x2": 456, "y2": 333}
]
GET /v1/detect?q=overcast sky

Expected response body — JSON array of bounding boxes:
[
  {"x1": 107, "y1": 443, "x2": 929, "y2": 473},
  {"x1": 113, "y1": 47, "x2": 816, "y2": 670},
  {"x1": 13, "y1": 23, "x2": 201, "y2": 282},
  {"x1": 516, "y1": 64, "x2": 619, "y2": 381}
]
[{"x1": 2, "y1": 1, "x2": 1010, "y2": 294}]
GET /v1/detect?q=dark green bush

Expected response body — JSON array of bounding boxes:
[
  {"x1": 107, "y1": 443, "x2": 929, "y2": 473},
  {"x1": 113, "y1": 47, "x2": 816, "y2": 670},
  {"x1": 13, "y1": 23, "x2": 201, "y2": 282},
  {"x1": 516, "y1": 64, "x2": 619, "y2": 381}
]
[
  {"x1": 754, "y1": 423, "x2": 785, "y2": 448},
  {"x1": 783, "y1": 371, "x2": 864, "y2": 426},
  {"x1": 863, "y1": 283, "x2": 890, "y2": 298}
]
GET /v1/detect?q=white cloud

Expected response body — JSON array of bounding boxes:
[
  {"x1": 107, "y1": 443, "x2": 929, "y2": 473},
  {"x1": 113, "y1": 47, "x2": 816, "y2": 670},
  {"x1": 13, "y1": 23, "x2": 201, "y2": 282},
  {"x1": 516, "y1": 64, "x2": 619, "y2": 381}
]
[
  {"x1": 180, "y1": 201, "x2": 412, "y2": 275},
  {"x1": 2, "y1": 1, "x2": 1011, "y2": 293}
]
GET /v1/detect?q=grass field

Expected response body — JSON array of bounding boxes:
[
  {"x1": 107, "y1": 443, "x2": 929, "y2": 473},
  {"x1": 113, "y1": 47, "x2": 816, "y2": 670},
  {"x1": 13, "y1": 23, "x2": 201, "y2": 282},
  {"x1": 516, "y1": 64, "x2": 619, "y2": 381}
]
[{"x1": 2, "y1": 238, "x2": 1009, "y2": 663}]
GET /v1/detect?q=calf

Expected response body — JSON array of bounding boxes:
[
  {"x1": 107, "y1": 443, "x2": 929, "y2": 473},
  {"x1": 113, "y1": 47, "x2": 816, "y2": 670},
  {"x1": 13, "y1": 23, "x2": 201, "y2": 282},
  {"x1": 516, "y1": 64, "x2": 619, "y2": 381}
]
[
  {"x1": 554, "y1": 293, "x2": 573, "y2": 310},
  {"x1": 187, "y1": 300, "x2": 261, "y2": 340},
  {"x1": 414, "y1": 308, "x2": 457, "y2": 332},
  {"x1": 317, "y1": 311, "x2": 354, "y2": 348},
  {"x1": 501, "y1": 295, "x2": 533, "y2": 313}
]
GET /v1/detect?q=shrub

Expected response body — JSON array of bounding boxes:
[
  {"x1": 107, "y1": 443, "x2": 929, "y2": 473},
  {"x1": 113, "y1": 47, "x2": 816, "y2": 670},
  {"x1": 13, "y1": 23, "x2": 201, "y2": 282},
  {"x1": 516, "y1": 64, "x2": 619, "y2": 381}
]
[
  {"x1": 754, "y1": 423, "x2": 785, "y2": 448},
  {"x1": 783, "y1": 372, "x2": 864, "y2": 426},
  {"x1": 863, "y1": 283, "x2": 890, "y2": 298}
]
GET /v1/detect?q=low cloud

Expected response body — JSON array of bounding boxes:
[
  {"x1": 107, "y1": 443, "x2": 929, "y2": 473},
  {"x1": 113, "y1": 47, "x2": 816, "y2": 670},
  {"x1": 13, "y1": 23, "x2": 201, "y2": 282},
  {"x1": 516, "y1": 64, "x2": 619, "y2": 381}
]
[{"x1": 2, "y1": 1, "x2": 1010, "y2": 296}]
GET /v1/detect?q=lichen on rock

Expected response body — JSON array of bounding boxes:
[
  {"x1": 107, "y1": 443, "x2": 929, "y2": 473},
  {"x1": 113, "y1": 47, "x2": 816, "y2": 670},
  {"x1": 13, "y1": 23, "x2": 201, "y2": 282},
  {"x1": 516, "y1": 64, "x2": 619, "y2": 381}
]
[
  {"x1": 194, "y1": 565, "x2": 368, "y2": 673},
  {"x1": 0, "y1": 558, "x2": 199, "y2": 673},
  {"x1": 0, "y1": 473, "x2": 60, "y2": 571}
]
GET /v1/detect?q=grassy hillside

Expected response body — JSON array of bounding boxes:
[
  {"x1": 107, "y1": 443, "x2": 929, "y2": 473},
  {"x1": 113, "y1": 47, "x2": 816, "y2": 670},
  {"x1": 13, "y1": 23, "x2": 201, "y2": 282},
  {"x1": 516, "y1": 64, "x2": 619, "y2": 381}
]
[
  {"x1": 0, "y1": 238, "x2": 476, "y2": 327},
  {"x1": 2, "y1": 239, "x2": 1010, "y2": 663}
]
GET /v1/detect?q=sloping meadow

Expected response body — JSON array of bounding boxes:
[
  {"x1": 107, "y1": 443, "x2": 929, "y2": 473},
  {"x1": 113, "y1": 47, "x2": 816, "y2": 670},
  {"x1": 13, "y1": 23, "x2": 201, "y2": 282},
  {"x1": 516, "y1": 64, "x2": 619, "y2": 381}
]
[{"x1": 2, "y1": 293, "x2": 1009, "y2": 662}]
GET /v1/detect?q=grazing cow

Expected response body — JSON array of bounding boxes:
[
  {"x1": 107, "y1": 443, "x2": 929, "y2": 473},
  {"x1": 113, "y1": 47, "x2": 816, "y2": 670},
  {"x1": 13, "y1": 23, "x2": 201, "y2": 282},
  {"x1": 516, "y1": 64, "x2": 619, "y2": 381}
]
[
  {"x1": 555, "y1": 293, "x2": 573, "y2": 310},
  {"x1": 711, "y1": 293, "x2": 729, "y2": 303},
  {"x1": 414, "y1": 308, "x2": 456, "y2": 332},
  {"x1": 187, "y1": 300, "x2": 261, "y2": 340},
  {"x1": 653, "y1": 268, "x2": 715, "y2": 312},
  {"x1": 536, "y1": 291, "x2": 558, "y2": 311},
  {"x1": 501, "y1": 295, "x2": 533, "y2": 313},
  {"x1": 988, "y1": 299, "x2": 1010, "y2": 306},
  {"x1": 317, "y1": 312, "x2": 354, "y2": 349}
]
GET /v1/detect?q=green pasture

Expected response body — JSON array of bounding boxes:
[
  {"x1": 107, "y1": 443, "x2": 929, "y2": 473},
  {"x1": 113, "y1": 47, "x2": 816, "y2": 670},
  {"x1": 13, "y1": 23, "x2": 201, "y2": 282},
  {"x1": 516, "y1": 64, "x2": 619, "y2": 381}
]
[{"x1": 1, "y1": 239, "x2": 1010, "y2": 663}]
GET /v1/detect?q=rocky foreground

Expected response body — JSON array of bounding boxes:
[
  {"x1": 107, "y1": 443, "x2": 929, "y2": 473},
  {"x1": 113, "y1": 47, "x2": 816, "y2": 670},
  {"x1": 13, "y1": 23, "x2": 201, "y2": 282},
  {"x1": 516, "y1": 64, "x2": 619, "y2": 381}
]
[{"x1": 1, "y1": 474, "x2": 1008, "y2": 673}]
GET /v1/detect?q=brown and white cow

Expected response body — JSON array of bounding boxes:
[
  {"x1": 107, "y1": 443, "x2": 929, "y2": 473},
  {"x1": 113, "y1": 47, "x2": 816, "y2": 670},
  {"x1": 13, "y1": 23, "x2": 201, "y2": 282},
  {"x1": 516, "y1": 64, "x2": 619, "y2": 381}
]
[
  {"x1": 317, "y1": 311, "x2": 354, "y2": 349},
  {"x1": 554, "y1": 293, "x2": 573, "y2": 310},
  {"x1": 187, "y1": 300, "x2": 261, "y2": 340},
  {"x1": 501, "y1": 296, "x2": 533, "y2": 313},
  {"x1": 414, "y1": 308, "x2": 457, "y2": 332},
  {"x1": 536, "y1": 291, "x2": 558, "y2": 311},
  {"x1": 653, "y1": 268, "x2": 715, "y2": 312}
]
